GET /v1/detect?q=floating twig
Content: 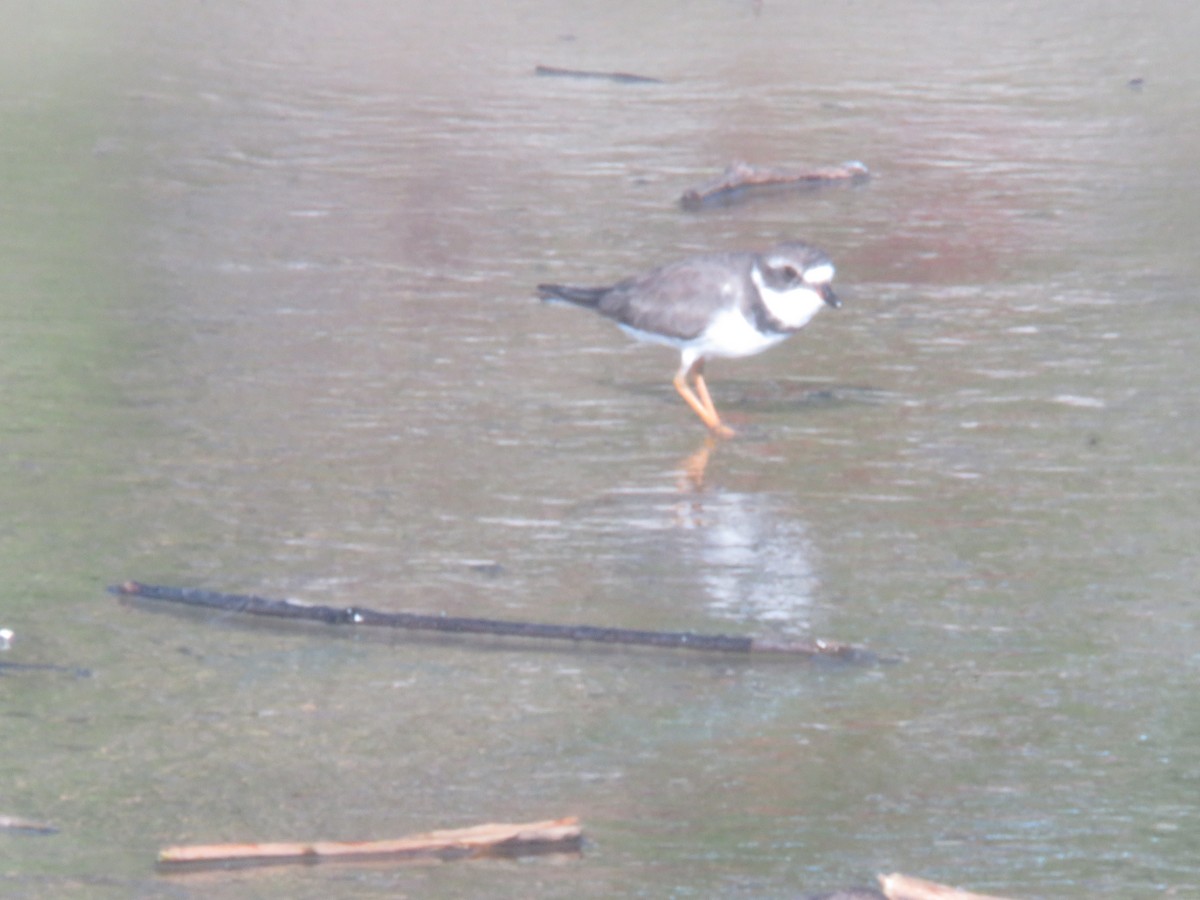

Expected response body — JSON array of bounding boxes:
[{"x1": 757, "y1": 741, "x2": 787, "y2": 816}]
[
  {"x1": 535, "y1": 64, "x2": 663, "y2": 84},
  {"x1": 108, "y1": 581, "x2": 879, "y2": 662},
  {"x1": 680, "y1": 159, "x2": 870, "y2": 209},
  {"x1": 158, "y1": 817, "x2": 582, "y2": 870},
  {"x1": 879, "y1": 872, "x2": 1018, "y2": 900}
]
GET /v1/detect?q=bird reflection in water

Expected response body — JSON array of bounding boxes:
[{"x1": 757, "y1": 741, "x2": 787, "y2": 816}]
[
  {"x1": 656, "y1": 439, "x2": 818, "y2": 633},
  {"x1": 677, "y1": 435, "x2": 720, "y2": 491}
]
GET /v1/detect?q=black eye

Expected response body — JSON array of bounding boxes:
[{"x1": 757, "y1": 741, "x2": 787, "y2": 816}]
[{"x1": 781, "y1": 266, "x2": 799, "y2": 282}]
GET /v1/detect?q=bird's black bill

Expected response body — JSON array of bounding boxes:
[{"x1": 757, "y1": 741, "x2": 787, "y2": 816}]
[{"x1": 821, "y1": 285, "x2": 841, "y2": 309}]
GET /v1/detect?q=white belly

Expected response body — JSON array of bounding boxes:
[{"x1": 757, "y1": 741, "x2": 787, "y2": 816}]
[
  {"x1": 617, "y1": 308, "x2": 790, "y2": 371},
  {"x1": 694, "y1": 308, "x2": 790, "y2": 359}
]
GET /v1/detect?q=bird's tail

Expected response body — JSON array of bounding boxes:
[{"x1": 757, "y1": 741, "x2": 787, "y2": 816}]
[{"x1": 536, "y1": 283, "x2": 609, "y2": 308}]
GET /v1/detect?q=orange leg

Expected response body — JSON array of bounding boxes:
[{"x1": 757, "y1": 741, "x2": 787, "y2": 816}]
[
  {"x1": 673, "y1": 361, "x2": 735, "y2": 438},
  {"x1": 692, "y1": 371, "x2": 720, "y2": 424}
]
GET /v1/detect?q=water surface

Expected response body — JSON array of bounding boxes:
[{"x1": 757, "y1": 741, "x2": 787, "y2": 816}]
[{"x1": 2, "y1": 1, "x2": 1199, "y2": 897}]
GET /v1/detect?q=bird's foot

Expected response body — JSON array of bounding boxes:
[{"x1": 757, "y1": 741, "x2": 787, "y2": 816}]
[{"x1": 709, "y1": 423, "x2": 736, "y2": 439}]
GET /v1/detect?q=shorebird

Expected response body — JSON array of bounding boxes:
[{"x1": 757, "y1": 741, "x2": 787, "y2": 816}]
[{"x1": 538, "y1": 241, "x2": 840, "y2": 437}]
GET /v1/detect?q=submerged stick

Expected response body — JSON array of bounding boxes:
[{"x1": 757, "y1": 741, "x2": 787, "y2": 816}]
[
  {"x1": 0, "y1": 660, "x2": 91, "y2": 678},
  {"x1": 108, "y1": 581, "x2": 877, "y2": 661},
  {"x1": 534, "y1": 64, "x2": 663, "y2": 84},
  {"x1": 0, "y1": 813, "x2": 58, "y2": 835},
  {"x1": 680, "y1": 159, "x2": 870, "y2": 209},
  {"x1": 158, "y1": 817, "x2": 582, "y2": 869},
  {"x1": 879, "y1": 872, "x2": 1018, "y2": 900}
]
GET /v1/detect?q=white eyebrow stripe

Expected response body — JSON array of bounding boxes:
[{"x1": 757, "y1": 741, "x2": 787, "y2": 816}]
[{"x1": 802, "y1": 263, "x2": 834, "y2": 284}]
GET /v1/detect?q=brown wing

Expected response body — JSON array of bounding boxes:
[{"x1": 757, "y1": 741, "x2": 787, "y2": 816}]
[{"x1": 594, "y1": 253, "x2": 754, "y2": 340}]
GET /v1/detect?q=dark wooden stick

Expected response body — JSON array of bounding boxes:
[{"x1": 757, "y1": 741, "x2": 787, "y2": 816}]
[
  {"x1": 534, "y1": 64, "x2": 663, "y2": 84},
  {"x1": 680, "y1": 159, "x2": 870, "y2": 209},
  {"x1": 158, "y1": 817, "x2": 582, "y2": 869},
  {"x1": 108, "y1": 581, "x2": 878, "y2": 662}
]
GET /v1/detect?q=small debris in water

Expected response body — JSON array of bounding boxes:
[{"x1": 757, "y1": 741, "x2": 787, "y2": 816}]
[{"x1": 466, "y1": 561, "x2": 506, "y2": 578}]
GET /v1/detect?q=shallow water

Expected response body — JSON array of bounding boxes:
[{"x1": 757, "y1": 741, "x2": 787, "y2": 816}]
[{"x1": 2, "y1": 1, "x2": 1199, "y2": 897}]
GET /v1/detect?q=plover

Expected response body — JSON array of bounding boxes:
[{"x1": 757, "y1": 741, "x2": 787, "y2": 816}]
[{"x1": 538, "y1": 241, "x2": 840, "y2": 437}]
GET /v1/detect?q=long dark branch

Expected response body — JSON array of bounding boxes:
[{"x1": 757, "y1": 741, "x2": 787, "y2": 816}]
[{"x1": 108, "y1": 581, "x2": 880, "y2": 662}]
